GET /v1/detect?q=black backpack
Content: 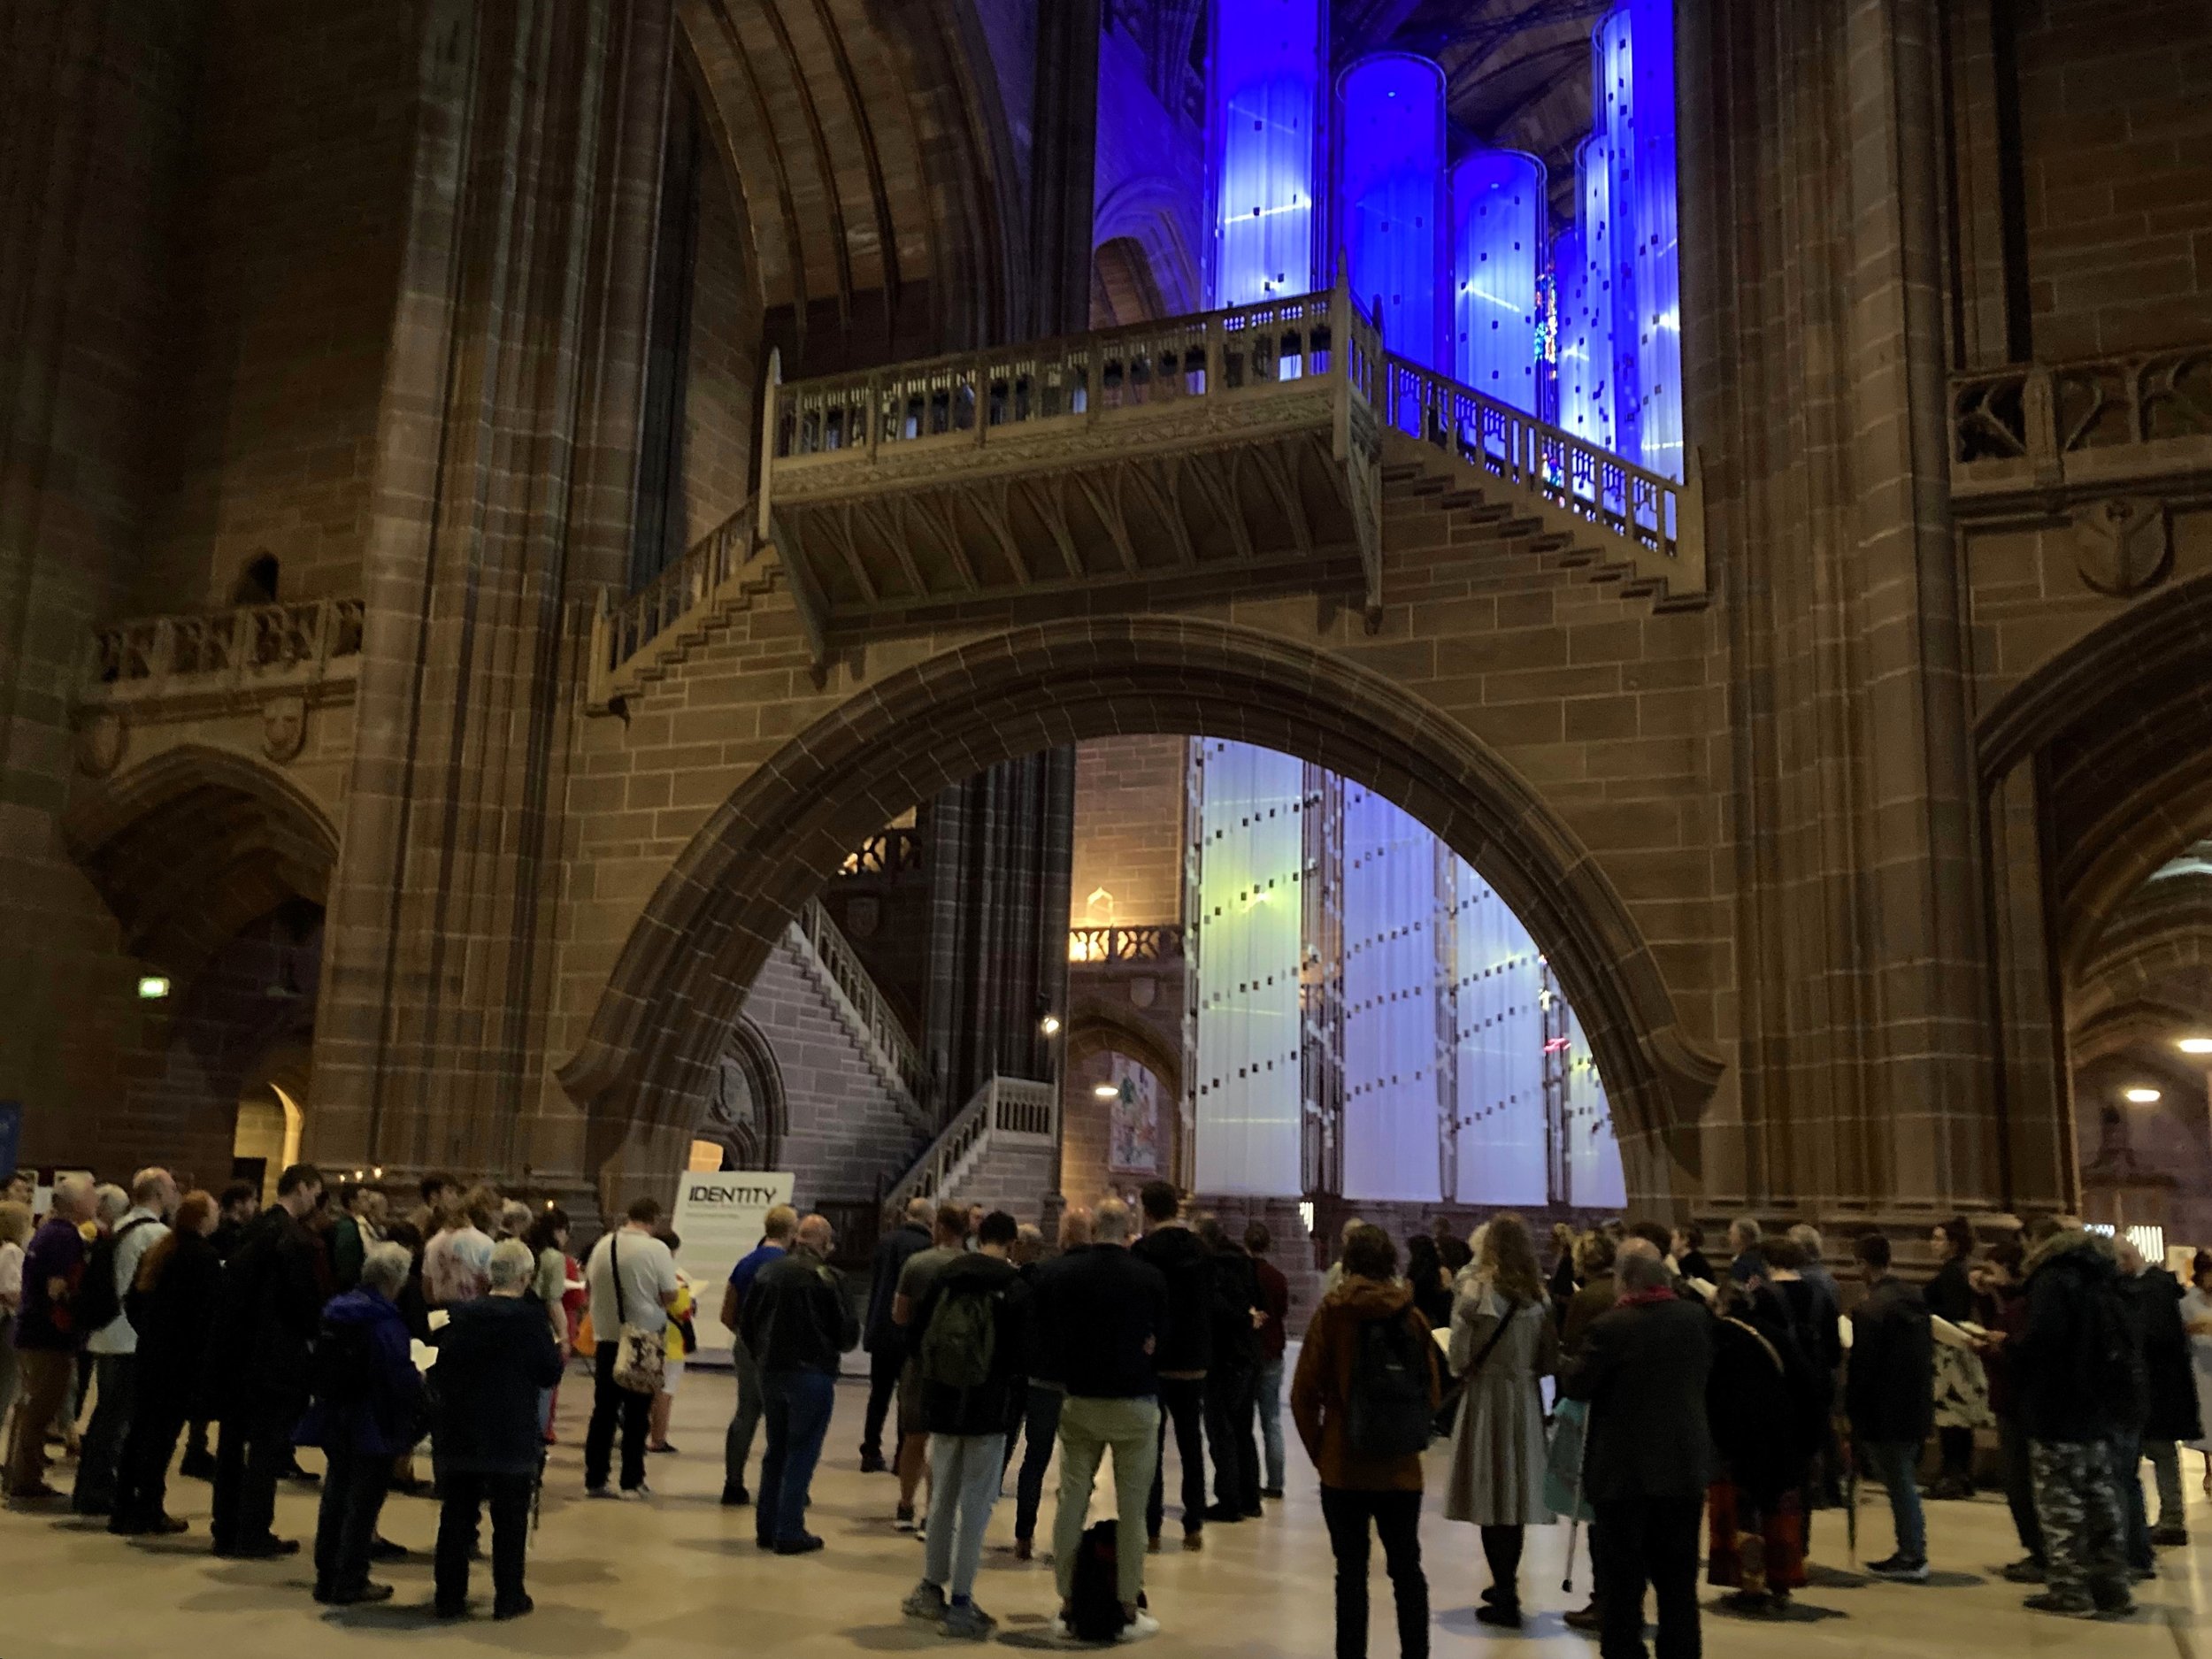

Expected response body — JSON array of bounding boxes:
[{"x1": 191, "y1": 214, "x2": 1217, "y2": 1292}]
[
  {"x1": 918, "y1": 1278, "x2": 1002, "y2": 1392},
  {"x1": 2078, "y1": 1278, "x2": 2147, "y2": 1425},
  {"x1": 1346, "y1": 1310, "x2": 1433, "y2": 1459},
  {"x1": 1068, "y1": 1519, "x2": 1133, "y2": 1642},
  {"x1": 73, "y1": 1217, "x2": 159, "y2": 1335},
  {"x1": 311, "y1": 1312, "x2": 375, "y2": 1405}
]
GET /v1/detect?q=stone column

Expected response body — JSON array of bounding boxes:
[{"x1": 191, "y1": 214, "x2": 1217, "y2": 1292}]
[
  {"x1": 1684, "y1": 0, "x2": 2001, "y2": 1225},
  {"x1": 310, "y1": 0, "x2": 672, "y2": 1196},
  {"x1": 1025, "y1": 0, "x2": 1102, "y2": 338}
]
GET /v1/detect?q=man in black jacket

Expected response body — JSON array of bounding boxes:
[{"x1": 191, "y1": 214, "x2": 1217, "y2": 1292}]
[
  {"x1": 2115, "y1": 1239, "x2": 2197, "y2": 1554},
  {"x1": 205, "y1": 1162, "x2": 326, "y2": 1558},
  {"x1": 860, "y1": 1197, "x2": 933, "y2": 1473},
  {"x1": 1045, "y1": 1198, "x2": 1168, "y2": 1640},
  {"x1": 1009, "y1": 1207, "x2": 1090, "y2": 1559},
  {"x1": 2014, "y1": 1226, "x2": 2143, "y2": 1617},
  {"x1": 899, "y1": 1210, "x2": 1030, "y2": 1640},
  {"x1": 1197, "y1": 1213, "x2": 1263, "y2": 1522},
  {"x1": 432, "y1": 1239, "x2": 565, "y2": 1621},
  {"x1": 1561, "y1": 1241, "x2": 1713, "y2": 1659},
  {"x1": 743, "y1": 1213, "x2": 859, "y2": 1555},
  {"x1": 1845, "y1": 1233, "x2": 1935, "y2": 1581},
  {"x1": 1133, "y1": 1179, "x2": 1211, "y2": 1551}
]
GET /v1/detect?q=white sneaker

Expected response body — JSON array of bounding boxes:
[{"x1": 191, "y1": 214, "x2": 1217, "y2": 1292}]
[
  {"x1": 585, "y1": 1485, "x2": 617, "y2": 1500},
  {"x1": 617, "y1": 1484, "x2": 651, "y2": 1502},
  {"x1": 1117, "y1": 1610, "x2": 1160, "y2": 1642}
]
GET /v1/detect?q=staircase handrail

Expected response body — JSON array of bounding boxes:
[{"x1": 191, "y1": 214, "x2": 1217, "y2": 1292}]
[
  {"x1": 588, "y1": 496, "x2": 756, "y2": 701},
  {"x1": 1378, "y1": 354, "x2": 1705, "y2": 591},
  {"x1": 885, "y1": 1076, "x2": 999, "y2": 1213},
  {"x1": 794, "y1": 900, "x2": 931, "y2": 1120}
]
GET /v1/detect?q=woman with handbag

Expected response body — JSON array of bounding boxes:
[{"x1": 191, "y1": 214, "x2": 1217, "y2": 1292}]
[
  {"x1": 1442, "y1": 1213, "x2": 1558, "y2": 1628},
  {"x1": 580, "y1": 1196, "x2": 679, "y2": 1500}
]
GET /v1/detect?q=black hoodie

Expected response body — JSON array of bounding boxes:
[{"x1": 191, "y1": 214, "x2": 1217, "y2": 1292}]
[
  {"x1": 2015, "y1": 1230, "x2": 2145, "y2": 1442},
  {"x1": 1133, "y1": 1225, "x2": 1213, "y2": 1375}
]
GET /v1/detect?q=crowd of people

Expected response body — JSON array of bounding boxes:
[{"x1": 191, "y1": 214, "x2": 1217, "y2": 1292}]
[{"x1": 7, "y1": 1156, "x2": 2212, "y2": 1653}]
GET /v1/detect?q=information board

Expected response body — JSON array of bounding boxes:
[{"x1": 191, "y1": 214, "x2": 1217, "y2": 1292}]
[{"x1": 669, "y1": 1171, "x2": 795, "y2": 1358}]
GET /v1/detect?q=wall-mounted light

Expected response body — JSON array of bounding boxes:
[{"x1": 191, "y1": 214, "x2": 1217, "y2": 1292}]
[
  {"x1": 1040, "y1": 1013, "x2": 1062, "y2": 1037},
  {"x1": 1094, "y1": 1083, "x2": 1120, "y2": 1100},
  {"x1": 2178, "y1": 1038, "x2": 2212, "y2": 1056},
  {"x1": 136, "y1": 975, "x2": 171, "y2": 1000},
  {"x1": 2124, "y1": 1086, "x2": 2163, "y2": 1104}
]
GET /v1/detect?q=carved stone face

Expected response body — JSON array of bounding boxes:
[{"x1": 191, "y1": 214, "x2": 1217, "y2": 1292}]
[
  {"x1": 75, "y1": 710, "x2": 126, "y2": 778},
  {"x1": 262, "y1": 694, "x2": 307, "y2": 763}
]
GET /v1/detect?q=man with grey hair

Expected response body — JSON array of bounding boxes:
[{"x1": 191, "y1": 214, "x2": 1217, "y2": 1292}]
[
  {"x1": 298, "y1": 1240, "x2": 421, "y2": 1604},
  {"x1": 4, "y1": 1173, "x2": 97, "y2": 1499},
  {"x1": 73, "y1": 1165, "x2": 176, "y2": 1515},
  {"x1": 1727, "y1": 1217, "x2": 1765, "y2": 1285},
  {"x1": 1008, "y1": 1206, "x2": 1092, "y2": 1559},
  {"x1": 1046, "y1": 1197, "x2": 1167, "y2": 1640},
  {"x1": 434, "y1": 1237, "x2": 564, "y2": 1620},
  {"x1": 721, "y1": 1202, "x2": 799, "y2": 1506},
  {"x1": 746, "y1": 1214, "x2": 860, "y2": 1553}
]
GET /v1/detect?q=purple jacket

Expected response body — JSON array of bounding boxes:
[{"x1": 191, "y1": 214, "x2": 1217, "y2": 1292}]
[
  {"x1": 293, "y1": 1289, "x2": 426, "y2": 1458},
  {"x1": 15, "y1": 1218, "x2": 88, "y2": 1351}
]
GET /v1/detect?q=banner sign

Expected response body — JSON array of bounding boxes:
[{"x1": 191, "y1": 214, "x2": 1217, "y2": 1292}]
[{"x1": 670, "y1": 1171, "x2": 795, "y2": 1356}]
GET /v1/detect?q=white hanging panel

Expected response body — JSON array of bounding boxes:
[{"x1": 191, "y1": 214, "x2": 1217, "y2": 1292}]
[
  {"x1": 1449, "y1": 865, "x2": 1548, "y2": 1204},
  {"x1": 1563, "y1": 1002, "x2": 1627, "y2": 1209},
  {"x1": 1339, "y1": 785, "x2": 1443, "y2": 1202}
]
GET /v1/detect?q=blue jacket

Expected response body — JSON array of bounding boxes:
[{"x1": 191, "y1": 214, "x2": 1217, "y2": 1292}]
[
  {"x1": 294, "y1": 1289, "x2": 426, "y2": 1457},
  {"x1": 432, "y1": 1294, "x2": 565, "y2": 1475}
]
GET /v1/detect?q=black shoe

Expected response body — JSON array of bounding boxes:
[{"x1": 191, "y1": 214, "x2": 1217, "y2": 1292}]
[
  {"x1": 328, "y1": 1582, "x2": 395, "y2": 1606},
  {"x1": 1259, "y1": 1487, "x2": 1284, "y2": 1500},
  {"x1": 1201, "y1": 1504, "x2": 1246, "y2": 1524},
  {"x1": 434, "y1": 1601, "x2": 468, "y2": 1620},
  {"x1": 774, "y1": 1532, "x2": 826, "y2": 1555},
  {"x1": 493, "y1": 1595, "x2": 534, "y2": 1621},
  {"x1": 648, "y1": 1442, "x2": 679, "y2": 1455},
  {"x1": 368, "y1": 1536, "x2": 408, "y2": 1562},
  {"x1": 721, "y1": 1484, "x2": 751, "y2": 1507},
  {"x1": 107, "y1": 1514, "x2": 149, "y2": 1536},
  {"x1": 312, "y1": 1583, "x2": 335, "y2": 1604},
  {"x1": 179, "y1": 1449, "x2": 217, "y2": 1481},
  {"x1": 1475, "y1": 1602, "x2": 1523, "y2": 1629},
  {"x1": 1563, "y1": 1602, "x2": 1603, "y2": 1632},
  {"x1": 280, "y1": 1461, "x2": 319, "y2": 1486},
  {"x1": 859, "y1": 1452, "x2": 888, "y2": 1475},
  {"x1": 219, "y1": 1536, "x2": 301, "y2": 1560}
]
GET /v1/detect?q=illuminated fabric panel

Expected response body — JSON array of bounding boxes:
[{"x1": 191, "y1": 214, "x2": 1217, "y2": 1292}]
[
  {"x1": 1554, "y1": 227, "x2": 1600, "y2": 452},
  {"x1": 1189, "y1": 740, "x2": 1307, "y2": 1195},
  {"x1": 1450, "y1": 150, "x2": 1547, "y2": 417},
  {"x1": 1208, "y1": 0, "x2": 1323, "y2": 304},
  {"x1": 1448, "y1": 864, "x2": 1548, "y2": 1205},
  {"x1": 1593, "y1": 9, "x2": 1640, "y2": 468},
  {"x1": 1571, "y1": 135, "x2": 1618, "y2": 456},
  {"x1": 1627, "y1": 0, "x2": 1683, "y2": 481},
  {"x1": 1563, "y1": 1002, "x2": 1627, "y2": 1208},
  {"x1": 1339, "y1": 784, "x2": 1444, "y2": 1202},
  {"x1": 1336, "y1": 53, "x2": 1447, "y2": 369}
]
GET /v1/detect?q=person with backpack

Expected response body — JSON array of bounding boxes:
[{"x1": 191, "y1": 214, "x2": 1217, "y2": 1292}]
[
  {"x1": 1046, "y1": 1197, "x2": 1168, "y2": 1643},
  {"x1": 889, "y1": 1203, "x2": 973, "y2": 1532},
  {"x1": 2012, "y1": 1223, "x2": 2143, "y2": 1617},
  {"x1": 3, "y1": 1173, "x2": 97, "y2": 1500},
  {"x1": 899, "y1": 1209, "x2": 1029, "y2": 1640},
  {"x1": 1293, "y1": 1222, "x2": 1440, "y2": 1659},
  {"x1": 1441, "y1": 1212, "x2": 1556, "y2": 1627},
  {"x1": 741, "y1": 1213, "x2": 858, "y2": 1554},
  {"x1": 431, "y1": 1238, "x2": 565, "y2": 1621},
  {"x1": 294, "y1": 1241, "x2": 424, "y2": 1604},
  {"x1": 1844, "y1": 1233, "x2": 1935, "y2": 1581},
  {"x1": 1132, "y1": 1180, "x2": 1212, "y2": 1552},
  {"x1": 70, "y1": 1165, "x2": 175, "y2": 1516},
  {"x1": 110, "y1": 1189, "x2": 222, "y2": 1535}
]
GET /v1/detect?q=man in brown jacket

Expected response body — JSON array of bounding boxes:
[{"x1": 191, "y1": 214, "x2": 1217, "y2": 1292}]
[{"x1": 1292, "y1": 1225, "x2": 1440, "y2": 1659}]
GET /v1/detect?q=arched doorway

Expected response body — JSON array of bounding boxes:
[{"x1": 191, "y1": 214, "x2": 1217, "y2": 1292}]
[{"x1": 560, "y1": 616, "x2": 1721, "y2": 1209}]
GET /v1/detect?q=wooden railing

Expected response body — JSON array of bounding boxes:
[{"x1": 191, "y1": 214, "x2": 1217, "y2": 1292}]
[
  {"x1": 1380, "y1": 357, "x2": 1702, "y2": 588},
  {"x1": 769, "y1": 284, "x2": 1378, "y2": 465},
  {"x1": 1068, "y1": 923, "x2": 1186, "y2": 964},
  {"x1": 85, "y1": 596, "x2": 365, "y2": 698},
  {"x1": 886, "y1": 1075, "x2": 1058, "y2": 1213},
  {"x1": 795, "y1": 899, "x2": 929, "y2": 1110},
  {"x1": 1950, "y1": 347, "x2": 2212, "y2": 502}
]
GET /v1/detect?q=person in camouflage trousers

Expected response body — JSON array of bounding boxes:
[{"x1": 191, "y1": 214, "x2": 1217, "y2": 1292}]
[
  {"x1": 2025, "y1": 1440, "x2": 2127, "y2": 1609},
  {"x1": 2011, "y1": 1225, "x2": 2145, "y2": 1618}
]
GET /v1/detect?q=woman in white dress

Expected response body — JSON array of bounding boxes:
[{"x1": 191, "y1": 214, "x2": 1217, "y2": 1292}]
[
  {"x1": 2181, "y1": 1251, "x2": 2212, "y2": 1492},
  {"x1": 1442, "y1": 1212, "x2": 1557, "y2": 1628}
]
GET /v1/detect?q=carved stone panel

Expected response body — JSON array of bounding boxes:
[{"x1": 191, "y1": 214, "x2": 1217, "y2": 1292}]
[
  {"x1": 263, "y1": 694, "x2": 307, "y2": 764},
  {"x1": 2072, "y1": 497, "x2": 2170, "y2": 596}
]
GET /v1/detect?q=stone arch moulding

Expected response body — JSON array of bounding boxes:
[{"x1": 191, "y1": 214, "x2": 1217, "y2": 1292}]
[
  {"x1": 562, "y1": 618, "x2": 1723, "y2": 1207},
  {"x1": 1066, "y1": 1004, "x2": 1185, "y2": 1105},
  {"x1": 60, "y1": 742, "x2": 342, "y2": 980}
]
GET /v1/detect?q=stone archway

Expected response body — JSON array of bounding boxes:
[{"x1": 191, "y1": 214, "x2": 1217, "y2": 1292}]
[{"x1": 560, "y1": 615, "x2": 1723, "y2": 1209}]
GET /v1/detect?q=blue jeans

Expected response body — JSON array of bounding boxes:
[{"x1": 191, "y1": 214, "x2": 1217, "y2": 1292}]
[
  {"x1": 925, "y1": 1432, "x2": 1006, "y2": 1600},
  {"x1": 1863, "y1": 1440, "x2": 1926, "y2": 1563},
  {"x1": 1256, "y1": 1356, "x2": 1286, "y2": 1492},
  {"x1": 757, "y1": 1370, "x2": 836, "y2": 1547}
]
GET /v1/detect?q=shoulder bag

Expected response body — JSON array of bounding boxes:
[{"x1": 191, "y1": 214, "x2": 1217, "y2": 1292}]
[{"x1": 609, "y1": 1232, "x2": 666, "y2": 1396}]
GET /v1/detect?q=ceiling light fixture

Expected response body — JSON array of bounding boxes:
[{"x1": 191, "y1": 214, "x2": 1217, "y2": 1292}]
[
  {"x1": 1094, "y1": 1083, "x2": 1120, "y2": 1100},
  {"x1": 2178, "y1": 1038, "x2": 2212, "y2": 1056},
  {"x1": 2124, "y1": 1086, "x2": 2162, "y2": 1104}
]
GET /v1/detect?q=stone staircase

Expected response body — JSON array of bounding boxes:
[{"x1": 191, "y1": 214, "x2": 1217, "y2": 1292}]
[{"x1": 887, "y1": 1075, "x2": 1059, "y2": 1225}]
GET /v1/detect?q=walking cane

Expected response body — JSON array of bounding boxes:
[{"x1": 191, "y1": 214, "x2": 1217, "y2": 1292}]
[{"x1": 1561, "y1": 1399, "x2": 1591, "y2": 1594}]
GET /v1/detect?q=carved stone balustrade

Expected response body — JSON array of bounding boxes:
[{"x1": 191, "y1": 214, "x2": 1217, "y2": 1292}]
[
  {"x1": 1068, "y1": 923, "x2": 1186, "y2": 964},
  {"x1": 83, "y1": 597, "x2": 365, "y2": 710},
  {"x1": 1950, "y1": 348, "x2": 2212, "y2": 511}
]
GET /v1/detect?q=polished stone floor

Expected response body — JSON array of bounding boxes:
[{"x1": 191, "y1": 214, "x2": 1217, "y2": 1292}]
[{"x1": 3, "y1": 1366, "x2": 2208, "y2": 1658}]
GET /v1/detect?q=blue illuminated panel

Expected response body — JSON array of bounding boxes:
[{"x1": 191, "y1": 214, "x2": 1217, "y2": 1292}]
[
  {"x1": 1450, "y1": 150, "x2": 1546, "y2": 416},
  {"x1": 1208, "y1": 0, "x2": 1323, "y2": 306},
  {"x1": 1554, "y1": 228, "x2": 1598, "y2": 451},
  {"x1": 1336, "y1": 54, "x2": 1446, "y2": 369},
  {"x1": 1593, "y1": 9, "x2": 1640, "y2": 470},
  {"x1": 1628, "y1": 0, "x2": 1682, "y2": 480},
  {"x1": 1572, "y1": 135, "x2": 1619, "y2": 455}
]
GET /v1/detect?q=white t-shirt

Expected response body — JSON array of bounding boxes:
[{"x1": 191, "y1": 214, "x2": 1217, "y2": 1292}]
[
  {"x1": 587, "y1": 1227, "x2": 679, "y2": 1339},
  {"x1": 88, "y1": 1209, "x2": 170, "y2": 1356}
]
